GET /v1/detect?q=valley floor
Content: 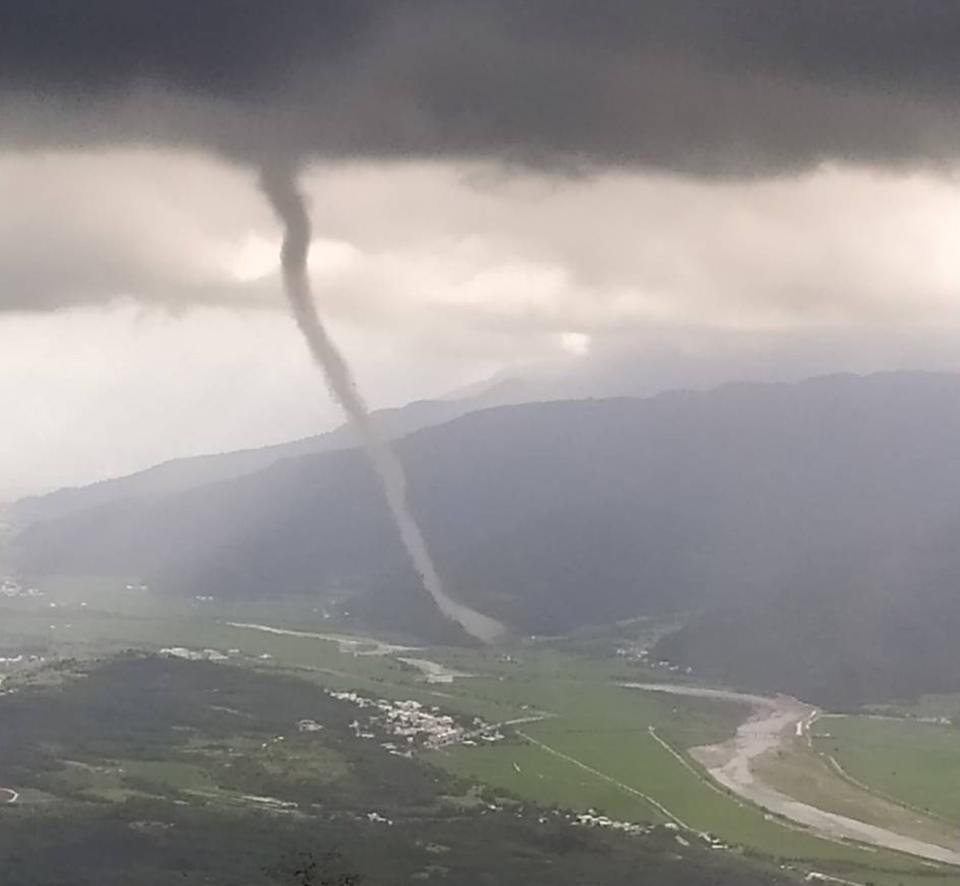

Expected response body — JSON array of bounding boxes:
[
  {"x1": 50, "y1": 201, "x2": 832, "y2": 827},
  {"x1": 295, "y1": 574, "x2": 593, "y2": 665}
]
[
  {"x1": 0, "y1": 578, "x2": 958, "y2": 885},
  {"x1": 625, "y1": 682, "x2": 960, "y2": 866}
]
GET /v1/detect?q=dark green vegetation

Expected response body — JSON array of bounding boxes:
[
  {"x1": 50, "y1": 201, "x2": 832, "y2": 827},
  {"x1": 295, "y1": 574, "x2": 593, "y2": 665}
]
[
  {"x1": 0, "y1": 586, "x2": 955, "y2": 886},
  {"x1": 14, "y1": 372, "x2": 960, "y2": 704},
  {"x1": 0, "y1": 654, "x2": 797, "y2": 886},
  {"x1": 813, "y1": 715, "x2": 960, "y2": 826}
]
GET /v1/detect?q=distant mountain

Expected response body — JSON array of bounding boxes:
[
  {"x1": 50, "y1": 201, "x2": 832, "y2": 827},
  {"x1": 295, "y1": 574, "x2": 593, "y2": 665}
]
[
  {"x1": 9, "y1": 380, "x2": 522, "y2": 529},
  {"x1": 14, "y1": 371, "x2": 960, "y2": 704}
]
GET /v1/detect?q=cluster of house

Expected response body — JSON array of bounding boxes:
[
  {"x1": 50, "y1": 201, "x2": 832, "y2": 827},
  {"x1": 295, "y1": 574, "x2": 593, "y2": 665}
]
[
  {"x1": 0, "y1": 653, "x2": 46, "y2": 667},
  {"x1": 337, "y1": 809, "x2": 395, "y2": 827},
  {"x1": 572, "y1": 810, "x2": 727, "y2": 850},
  {"x1": 0, "y1": 577, "x2": 42, "y2": 598},
  {"x1": 296, "y1": 718, "x2": 324, "y2": 733},
  {"x1": 160, "y1": 646, "x2": 229, "y2": 661},
  {"x1": 160, "y1": 646, "x2": 277, "y2": 665},
  {"x1": 615, "y1": 644, "x2": 693, "y2": 675},
  {"x1": 326, "y1": 689, "x2": 504, "y2": 751},
  {"x1": 614, "y1": 643, "x2": 649, "y2": 661},
  {"x1": 666, "y1": 823, "x2": 728, "y2": 851},
  {"x1": 573, "y1": 810, "x2": 652, "y2": 836}
]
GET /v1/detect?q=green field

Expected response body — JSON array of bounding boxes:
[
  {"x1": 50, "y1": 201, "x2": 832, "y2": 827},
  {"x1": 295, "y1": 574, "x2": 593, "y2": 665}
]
[
  {"x1": 1, "y1": 576, "x2": 959, "y2": 885},
  {"x1": 436, "y1": 680, "x2": 958, "y2": 886},
  {"x1": 814, "y1": 715, "x2": 960, "y2": 826},
  {"x1": 6, "y1": 655, "x2": 801, "y2": 886},
  {"x1": 755, "y1": 729, "x2": 960, "y2": 850}
]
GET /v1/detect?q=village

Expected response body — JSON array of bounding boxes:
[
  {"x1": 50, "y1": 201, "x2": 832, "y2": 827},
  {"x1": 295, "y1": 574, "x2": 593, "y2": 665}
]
[
  {"x1": 327, "y1": 689, "x2": 505, "y2": 752},
  {"x1": 0, "y1": 576, "x2": 42, "y2": 598}
]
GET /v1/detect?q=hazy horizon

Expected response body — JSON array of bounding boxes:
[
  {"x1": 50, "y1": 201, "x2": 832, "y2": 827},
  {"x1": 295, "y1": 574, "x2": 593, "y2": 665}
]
[{"x1": 7, "y1": 8, "x2": 960, "y2": 884}]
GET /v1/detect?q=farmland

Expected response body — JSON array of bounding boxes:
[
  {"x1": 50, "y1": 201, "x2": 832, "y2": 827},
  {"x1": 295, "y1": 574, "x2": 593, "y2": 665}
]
[
  {"x1": 0, "y1": 654, "x2": 791, "y2": 886},
  {"x1": 813, "y1": 715, "x2": 960, "y2": 826},
  {"x1": 0, "y1": 576, "x2": 958, "y2": 884},
  {"x1": 435, "y1": 678, "x2": 960, "y2": 885}
]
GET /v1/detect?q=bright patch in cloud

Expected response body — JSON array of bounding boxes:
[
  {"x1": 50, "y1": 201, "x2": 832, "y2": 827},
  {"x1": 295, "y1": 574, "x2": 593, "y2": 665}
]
[
  {"x1": 559, "y1": 332, "x2": 591, "y2": 357},
  {"x1": 223, "y1": 233, "x2": 279, "y2": 283}
]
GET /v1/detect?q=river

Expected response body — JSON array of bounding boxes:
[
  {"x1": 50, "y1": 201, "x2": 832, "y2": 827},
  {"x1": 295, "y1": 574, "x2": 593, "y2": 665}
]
[{"x1": 621, "y1": 682, "x2": 960, "y2": 866}]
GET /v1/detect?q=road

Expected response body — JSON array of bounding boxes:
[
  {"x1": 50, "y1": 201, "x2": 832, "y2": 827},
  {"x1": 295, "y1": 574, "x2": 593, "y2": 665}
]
[
  {"x1": 516, "y1": 730, "x2": 690, "y2": 829},
  {"x1": 225, "y1": 622, "x2": 417, "y2": 655},
  {"x1": 622, "y1": 682, "x2": 960, "y2": 867}
]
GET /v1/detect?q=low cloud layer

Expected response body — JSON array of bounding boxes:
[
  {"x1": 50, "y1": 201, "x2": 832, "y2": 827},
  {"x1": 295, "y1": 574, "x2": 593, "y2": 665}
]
[
  {"x1": 4, "y1": 2, "x2": 960, "y2": 174},
  {"x1": 5, "y1": 4, "x2": 960, "y2": 319},
  {"x1": 3, "y1": 151, "x2": 959, "y2": 331},
  {"x1": 5, "y1": 3, "x2": 960, "y2": 497}
]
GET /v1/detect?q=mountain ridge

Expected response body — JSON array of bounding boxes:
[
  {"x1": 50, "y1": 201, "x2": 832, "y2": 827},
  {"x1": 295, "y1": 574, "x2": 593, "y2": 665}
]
[
  {"x1": 9, "y1": 379, "x2": 524, "y2": 528},
  {"x1": 14, "y1": 370, "x2": 960, "y2": 704}
]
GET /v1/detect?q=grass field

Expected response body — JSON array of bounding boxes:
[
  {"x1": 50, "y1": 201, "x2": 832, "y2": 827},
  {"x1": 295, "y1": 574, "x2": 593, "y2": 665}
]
[
  {"x1": 755, "y1": 731, "x2": 960, "y2": 849},
  {"x1": 814, "y1": 715, "x2": 960, "y2": 826},
  {"x1": 1, "y1": 577, "x2": 958, "y2": 885},
  {"x1": 436, "y1": 681, "x2": 958, "y2": 886},
  {"x1": 863, "y1": 694, "x2": 960, "y2": 722}
]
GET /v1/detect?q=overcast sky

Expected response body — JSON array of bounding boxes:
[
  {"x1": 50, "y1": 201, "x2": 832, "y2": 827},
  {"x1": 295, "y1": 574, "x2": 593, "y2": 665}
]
[{"x1": 5, "y1": 2, "x2": 960, "y2": 500}]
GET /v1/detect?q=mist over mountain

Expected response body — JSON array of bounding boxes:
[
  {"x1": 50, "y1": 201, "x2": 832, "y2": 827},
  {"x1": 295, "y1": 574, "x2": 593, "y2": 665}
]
[
  {"x1": 13, "y1": 371, "x2": 960, "y2": 704},
  {"x1": 16, "y1": 319, "x2": 960, "y2": 512},
  {"x1": 9, "y1": 382, "x2": 522, "y2": 527}
]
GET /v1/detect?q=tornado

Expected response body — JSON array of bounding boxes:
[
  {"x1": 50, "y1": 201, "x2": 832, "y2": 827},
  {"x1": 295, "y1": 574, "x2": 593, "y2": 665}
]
[{"x1": 259, "y1": 165, "x2": 504, "y2": 644}]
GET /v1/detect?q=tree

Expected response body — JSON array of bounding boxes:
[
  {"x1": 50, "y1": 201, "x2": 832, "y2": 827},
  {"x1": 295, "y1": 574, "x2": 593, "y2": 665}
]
[{"x1": 274, "y1": 851, "x2": 362, "y2": 886}]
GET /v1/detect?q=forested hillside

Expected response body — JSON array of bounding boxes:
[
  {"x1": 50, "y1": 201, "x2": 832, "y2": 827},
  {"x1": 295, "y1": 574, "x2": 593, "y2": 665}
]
[{"x1": 15, "y1": 372, "x2": 960, "y2": 703}]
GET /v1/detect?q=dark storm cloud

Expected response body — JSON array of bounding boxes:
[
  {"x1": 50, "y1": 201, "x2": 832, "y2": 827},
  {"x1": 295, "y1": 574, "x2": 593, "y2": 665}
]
[{"x1": 4, "y1": 1, "x2": 960, "y2": 173}]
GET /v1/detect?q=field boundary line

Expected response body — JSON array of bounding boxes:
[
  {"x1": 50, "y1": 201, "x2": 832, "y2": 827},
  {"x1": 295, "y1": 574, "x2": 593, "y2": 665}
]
[
  {"x1": 647, "y1": 727, "x2": 730, "y2": 799},
  {"x1": 649, "y1": 727, "x2": 888, "y2": 853},
  {"x1": 644, "y1": 725, "x2": 852, "y2": 849},
  {"x1": 821, "y1": 751, "x2": 959, "y2": 830},
  {"x1": 502, "y1": 713, "x2": 556, "y2": 727},
  {"x1": 515, "y1": 729, "x2": 691, "y2": 830},
  {"x1": 812, "y1": 715, "x2": 960, "y2": 827}
]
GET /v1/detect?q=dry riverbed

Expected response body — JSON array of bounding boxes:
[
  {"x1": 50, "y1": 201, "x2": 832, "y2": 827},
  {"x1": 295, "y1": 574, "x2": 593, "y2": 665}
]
[{"x1": 622, "y1": 682, "x2": 960, "y2": 866}]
